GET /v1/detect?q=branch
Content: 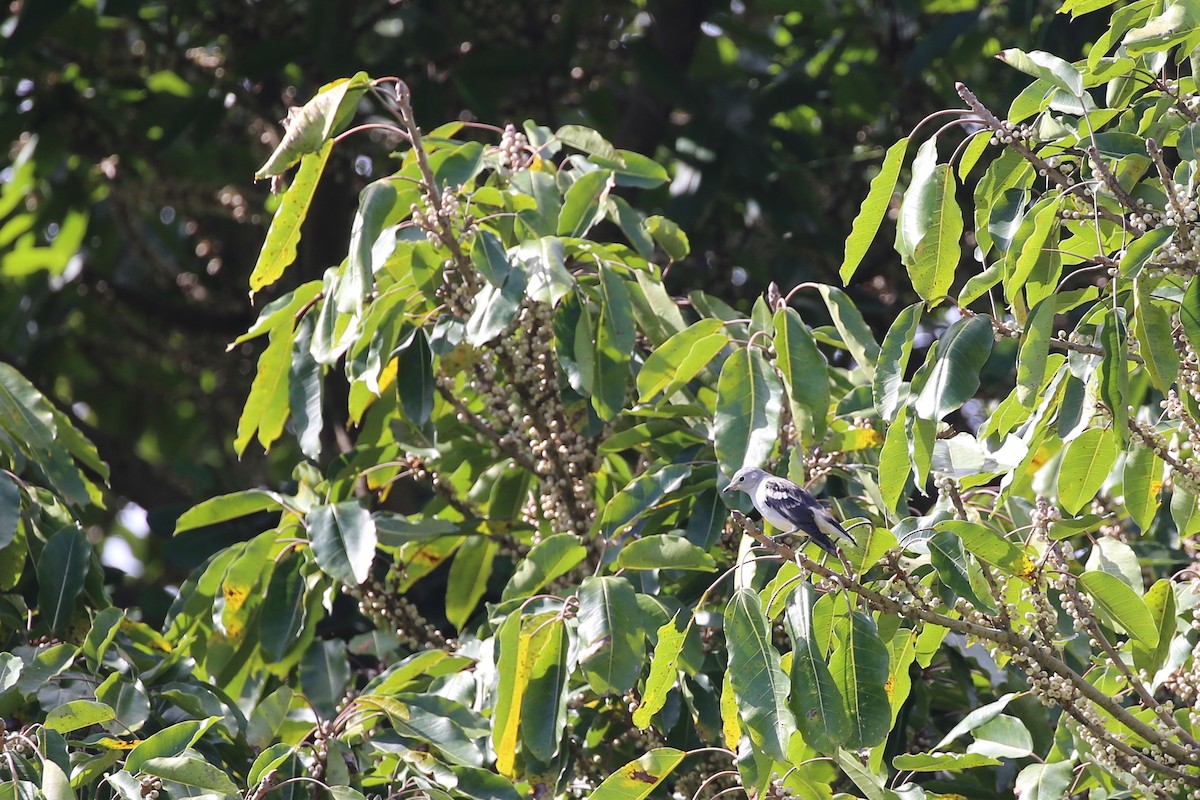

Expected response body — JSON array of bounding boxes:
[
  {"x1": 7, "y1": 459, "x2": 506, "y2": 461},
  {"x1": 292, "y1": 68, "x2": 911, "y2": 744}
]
[{"x1": 955, "y1": 82, "x2": 1128, "y2": 229}]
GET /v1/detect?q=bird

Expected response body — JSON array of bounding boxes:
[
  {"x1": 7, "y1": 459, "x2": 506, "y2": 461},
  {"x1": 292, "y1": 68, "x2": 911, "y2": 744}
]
[{"x1": 722, "y1": 466, "x2": 857, "y2": 557}]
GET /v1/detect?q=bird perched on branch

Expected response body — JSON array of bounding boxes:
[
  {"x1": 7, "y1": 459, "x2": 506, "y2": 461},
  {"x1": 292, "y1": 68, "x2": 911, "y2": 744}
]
[{"x1": 723, "y1": 467, "x2": 857, "y2": 557}]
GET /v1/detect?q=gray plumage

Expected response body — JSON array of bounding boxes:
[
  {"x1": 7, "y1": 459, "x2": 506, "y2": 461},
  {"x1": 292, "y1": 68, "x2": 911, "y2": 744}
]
[{"x1": 723, "y1": 467, "x2": 856, "y2": 556}]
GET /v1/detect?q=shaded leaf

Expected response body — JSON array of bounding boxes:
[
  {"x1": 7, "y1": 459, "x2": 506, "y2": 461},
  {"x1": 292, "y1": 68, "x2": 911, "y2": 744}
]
[
  {"x1": 914, "y1": 316, "x2": 993, "y2": 421},
  {"x1": 592, "y1": 263, "x2": 635, "y2": 421},
  {"x1": 307, "y1": 501, "x2": 377, "y2": 585},
  {"x1": 36, "y1": 525, "x2": 90, "y2": 636},
  {"x1": 873, "y1": 302, "x2": 922, "y2": 423}
]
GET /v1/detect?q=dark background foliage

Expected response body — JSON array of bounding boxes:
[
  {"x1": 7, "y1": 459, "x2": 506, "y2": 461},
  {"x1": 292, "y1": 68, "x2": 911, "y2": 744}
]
[{"x1": 0, "y1": 0, "x2": 1101, "y2": 597}]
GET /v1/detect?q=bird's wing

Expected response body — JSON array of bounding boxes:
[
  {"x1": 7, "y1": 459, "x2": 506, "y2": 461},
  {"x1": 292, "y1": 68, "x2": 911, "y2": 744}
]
[{"x1": 761, "y1": 478, "x2": 857, "y2": 550}]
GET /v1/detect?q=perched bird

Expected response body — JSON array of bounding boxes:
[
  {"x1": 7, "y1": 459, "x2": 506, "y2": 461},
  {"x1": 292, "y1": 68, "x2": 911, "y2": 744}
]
[{"x1": 723, "y1": 467, "x2": 857, "y2": 557}]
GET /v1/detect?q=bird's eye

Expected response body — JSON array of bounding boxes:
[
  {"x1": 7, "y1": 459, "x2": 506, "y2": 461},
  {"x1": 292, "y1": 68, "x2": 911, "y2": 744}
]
[{"x1": 737, "y1": 476, "x2": 743, "y2": 483}]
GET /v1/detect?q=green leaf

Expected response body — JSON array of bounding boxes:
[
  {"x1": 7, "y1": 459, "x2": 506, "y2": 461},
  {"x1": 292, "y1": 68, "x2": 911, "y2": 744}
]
[
  {"x1": 997, "y1": 49, "x2": 1083, "y2": 95},
  {"x1": 1123, "y1": 3, "x2": 1200, "y2": 54},
  {"x1": 1120, "y1": 226, "x2": 1175, "y2": 278},
  {"x1": 174, "y1": 489, "x2": 284, "y2": 534},
  {"x1": 1123, "y1": 442, "x2": 1164, "y2": 532},
  {"x1": 1005, "y1": 195, "x2": 1060, "y2": 302},
  {"x1": 260, "y1": 556, "x2": 308, "y2": 662},
  {"x1": 250, "y1": 140, "x2": 334, "y2": 295},
  {"x1": 1057, "y1": 427, "x2": 1118, "y2": 515},
  {"x1": 1015, "y1": 761, "x2": 1076, "y2": 800},
  {"x1": 234, "y1": 321, "x2": 297, "y2": 455},
  {"x1": 140, "y1": 756, "x2": 238, "y2": 796},
  {"x1": 618, "y1": 534, "x2": 716, "y2": 571},
  {"x1": 592, "y1": 263, "x2": 635, "y2": 421},
  {"x1": 830, "y1": 612, "x2": 891, "y2": 749},
  {"x1": 879, "y1": 405, "x2": 911, "y2": 511},
  {"x1": 929, "y1": 531, "x2": 994, "y2": 611},
  {"x1": 288, "y1": 323, "x2": 323, "y2": 460},
  {"x1": 126, "y1": 717, "x2": 221, "y2": 773},
  {"x1": 1097, "y1": 310, "x2": 1129, "y2": 446},
  {"x1": 891, "y1": 752, "x2": 1002, "y2": 772},
  {"x1": 247, "y1": 687, "x2": 293, "y2": 750},
  {"x1": 841, "y1": 137, "x2": 909, "y2": 283},
  {"x1": 37, "y1": 525, "x2": 90, "y2": 636},
  {"x1": 725, "y1": 588, "x2": 795, "y2": 761},
  {"x1": 913, "y1": 316, "x2": 993, "y2": 421},
  {"x1": 1079, "y1": 570, "x2": 1158, "y2": 647},
  {"x1": 933, "y1": 692, "x2": 1017, "y2": 749},
  {"x1": 1017, "y1": 299, "x2": 1055, "y2": 408},
  {"x1": 501, "y1": 533, "x2": 586, "y2": 601},
  {"x1": 41, "y1": 757, "x2": 73, "y2": 800},
  {"x1": 520, "y1": 617, "x2": 568, "y2": 762},
  {"x1": 1132, "y1": 578, "x2": 1176, "y2": 675},
  {"x1": 255, "y1": 73, "x2": 370, "y2": 178},
  {"x1": 817, "y1": 285, "x2": 880, "y2": 378},
  {"x1": 491, "y1": 612, "x2": 529, "y2": 777},
  {"x1": 44, "y1": 700, "x2": 115, "y2": 733},
  {"x1": 895, "y1": 138, "x2": 939, "y2": 265},
  {"x1": 633, "y1": 612, "x2": 691, "y2": 729},
  {"x1": 784, "y1": 584, "x2": 849, "y2": 754},
  {"x1": 445, "y1": 536, "x2": 496, "y2": 630},
  {"x1": 934, "y1": 520, "x2": 1024, "y2": 573},
  {"x1": 300, "y1": 639, "x2": 350, "y2": 720},
  {"x1": 397, "y1": 329, "x2": 434, "y2": 427},
  {"x1": 968, "y1": 714, "x2": 1033, "y2": 758},
  {"x1": 873, "y1": 302, "x2": 922, "y2": 422},
  {"x1": 714, "y1": 347, "x2": 783, "y2": 477},
  {"x1": 644, "y1": 216, "x2": 690, "y2": 260},
  {"x1": 908, "y1": 164, "x2": 962, "y2": 307},
  {"x1": 1134, "y1": 287, "x2": 1179, "y2": 393},
  {"x1": 774, "y1": 308, "x2": 830, "y2": 444},
  {"x1": 587, "y1": 749, "x2": 686, "y2": 800},
  {"x1": 1182, "y1": 277, "x2": 1200, "y2": 355},
  {"x1": 0, "y1": 361, "x2": 55, "y2": 448},
  {"x1": 636, "y1": 319, "x2": 726, "y2": 402},
  {"x1": 470, "y1": 229, "x2": 512, "y2": 287},
  {"x1": 467, "y1": 269, "x2": 525, "y2": 347},
  {"x1": 558, "y1": 169, "x2": 612, "y2": 238},
  {"x1": 307, "y1": 500, "x2": 377, "y2": 585},
  {"x1": 577, "y1": 576, "x2": 644, "y2": 696},
  {"x1": 556, "y1": 125, "x2": 620, "y2": 162},
  {"x1": 0, "y1": 474, "x2": 17, "y2": 550},
  {"x1": 601, "y1": 465, "x2": 692, "y2": 539}
]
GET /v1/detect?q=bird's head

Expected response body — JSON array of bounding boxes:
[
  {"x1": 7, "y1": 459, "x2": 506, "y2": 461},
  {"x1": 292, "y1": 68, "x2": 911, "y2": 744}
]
[{"x1": 723, "y1": 466, "x2": 767, "y2": 495}]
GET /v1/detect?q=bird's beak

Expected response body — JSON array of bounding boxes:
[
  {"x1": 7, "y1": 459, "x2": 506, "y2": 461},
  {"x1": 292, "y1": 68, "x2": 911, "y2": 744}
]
[{"x1": 720, "y1": 483, "x2": 733, "y2": 494}]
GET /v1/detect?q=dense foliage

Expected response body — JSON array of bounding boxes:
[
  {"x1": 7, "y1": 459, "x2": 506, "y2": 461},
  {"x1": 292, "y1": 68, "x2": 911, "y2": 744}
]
[
  {"x1": 7, "y1": 1, "x2": 1200, "y2": 800},
  {"x1": 0, "y1": 0, "x2": 1091, "y2": 540}
]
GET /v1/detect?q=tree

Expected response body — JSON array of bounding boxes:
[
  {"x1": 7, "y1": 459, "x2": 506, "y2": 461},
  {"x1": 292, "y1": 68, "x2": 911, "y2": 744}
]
[
  {"x1": 4, "y1": 1, "x2": 1200, "y2": 799},
  {"x1": 0, "y1": 0, "x2": 1090, "y2": 544}
]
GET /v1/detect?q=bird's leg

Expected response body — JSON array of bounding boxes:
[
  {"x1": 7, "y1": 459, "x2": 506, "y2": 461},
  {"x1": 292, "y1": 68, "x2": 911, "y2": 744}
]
[{"x1": 835, "y1": 547, "x2": 855, "y2": 577}]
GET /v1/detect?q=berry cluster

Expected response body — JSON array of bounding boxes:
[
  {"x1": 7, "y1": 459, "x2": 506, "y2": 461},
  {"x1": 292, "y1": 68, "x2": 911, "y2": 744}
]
[{"x1": 497, "y1": 124, "x2": 532, "y2": 171}]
